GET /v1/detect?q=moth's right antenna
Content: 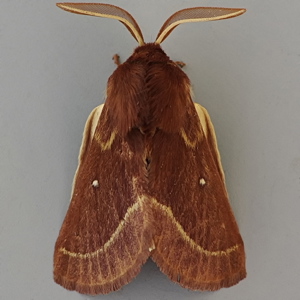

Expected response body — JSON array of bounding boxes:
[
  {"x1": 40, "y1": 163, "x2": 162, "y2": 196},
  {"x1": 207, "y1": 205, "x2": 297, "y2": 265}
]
[
  {"x1": 156, "y1": 7, "x2": 246, "y2": 44},
  {"x1": 57, "y1": 3, "x2": 144, "y2": 45}
]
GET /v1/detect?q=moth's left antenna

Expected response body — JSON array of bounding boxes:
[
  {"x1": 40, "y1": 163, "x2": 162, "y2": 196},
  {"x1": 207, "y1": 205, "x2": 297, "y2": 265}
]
[{"x1": 56, "y1": 3, "x2": 144, "y2": 45}]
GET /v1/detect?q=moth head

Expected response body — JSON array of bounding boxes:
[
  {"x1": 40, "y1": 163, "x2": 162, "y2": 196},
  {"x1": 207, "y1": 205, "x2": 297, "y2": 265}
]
[{"x1": 56, "y1": 3, "x2": 246, "y2": 45}]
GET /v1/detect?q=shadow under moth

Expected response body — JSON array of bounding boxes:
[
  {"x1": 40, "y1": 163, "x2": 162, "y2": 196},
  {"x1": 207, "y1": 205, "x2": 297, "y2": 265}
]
[{"x1": 54, "y1": 3, "x2": 247, "y2": 295}]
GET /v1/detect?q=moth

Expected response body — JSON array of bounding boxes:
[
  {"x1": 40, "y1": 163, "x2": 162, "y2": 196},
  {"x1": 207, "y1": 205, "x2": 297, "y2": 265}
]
[{"x1": 54, "y1": 3, "x2": 246, "y2": 295}]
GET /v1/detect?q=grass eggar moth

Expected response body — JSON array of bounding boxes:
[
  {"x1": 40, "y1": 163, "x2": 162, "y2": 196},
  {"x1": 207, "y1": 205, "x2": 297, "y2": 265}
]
[{"x1": 54, "y1": 3, "x2": 246, "y2": 295}]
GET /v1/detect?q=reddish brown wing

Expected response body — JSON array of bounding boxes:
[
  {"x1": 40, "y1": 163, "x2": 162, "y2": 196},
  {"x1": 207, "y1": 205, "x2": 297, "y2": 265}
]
[
  {"x1": 53, "y1": 105, "x2": 153, "y2": 295},
  {"x1": 150, "y1": 103, "x2": 246, "y2": 291}
]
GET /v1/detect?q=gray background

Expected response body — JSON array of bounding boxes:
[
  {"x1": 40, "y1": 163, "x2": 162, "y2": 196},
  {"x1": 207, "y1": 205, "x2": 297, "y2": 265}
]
[{"x1": 1, "y1": 0, "x2": 299, "y2": 299}]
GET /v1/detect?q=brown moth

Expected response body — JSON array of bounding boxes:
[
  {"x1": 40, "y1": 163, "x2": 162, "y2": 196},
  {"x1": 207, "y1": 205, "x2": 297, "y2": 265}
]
[{"x1": 54, "y1": 3, "x2": 246, "y2": 295}]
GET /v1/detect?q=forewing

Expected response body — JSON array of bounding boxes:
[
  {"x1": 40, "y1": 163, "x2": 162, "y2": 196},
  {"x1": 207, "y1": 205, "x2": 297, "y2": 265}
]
[
  {"x1": 54, "y1": 105, "x2": 153, "y2": 295},
  {"x1": 150, "y1": 103, "x2": 246, "y2": 291}
]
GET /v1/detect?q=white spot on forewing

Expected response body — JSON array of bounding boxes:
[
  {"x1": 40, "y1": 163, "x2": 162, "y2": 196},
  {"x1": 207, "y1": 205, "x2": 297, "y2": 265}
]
[
  {"x1": 92, "y1": 180, "x2": 99, "y2": 188},
  {"x1": 199, "y1": 178, "x2": 206, "y2": 186}
]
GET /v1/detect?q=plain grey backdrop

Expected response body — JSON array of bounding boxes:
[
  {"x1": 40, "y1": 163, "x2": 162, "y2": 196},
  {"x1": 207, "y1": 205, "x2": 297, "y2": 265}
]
[{"x1": 1, "y1": 0, "x2": 299, "y2": 299}]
